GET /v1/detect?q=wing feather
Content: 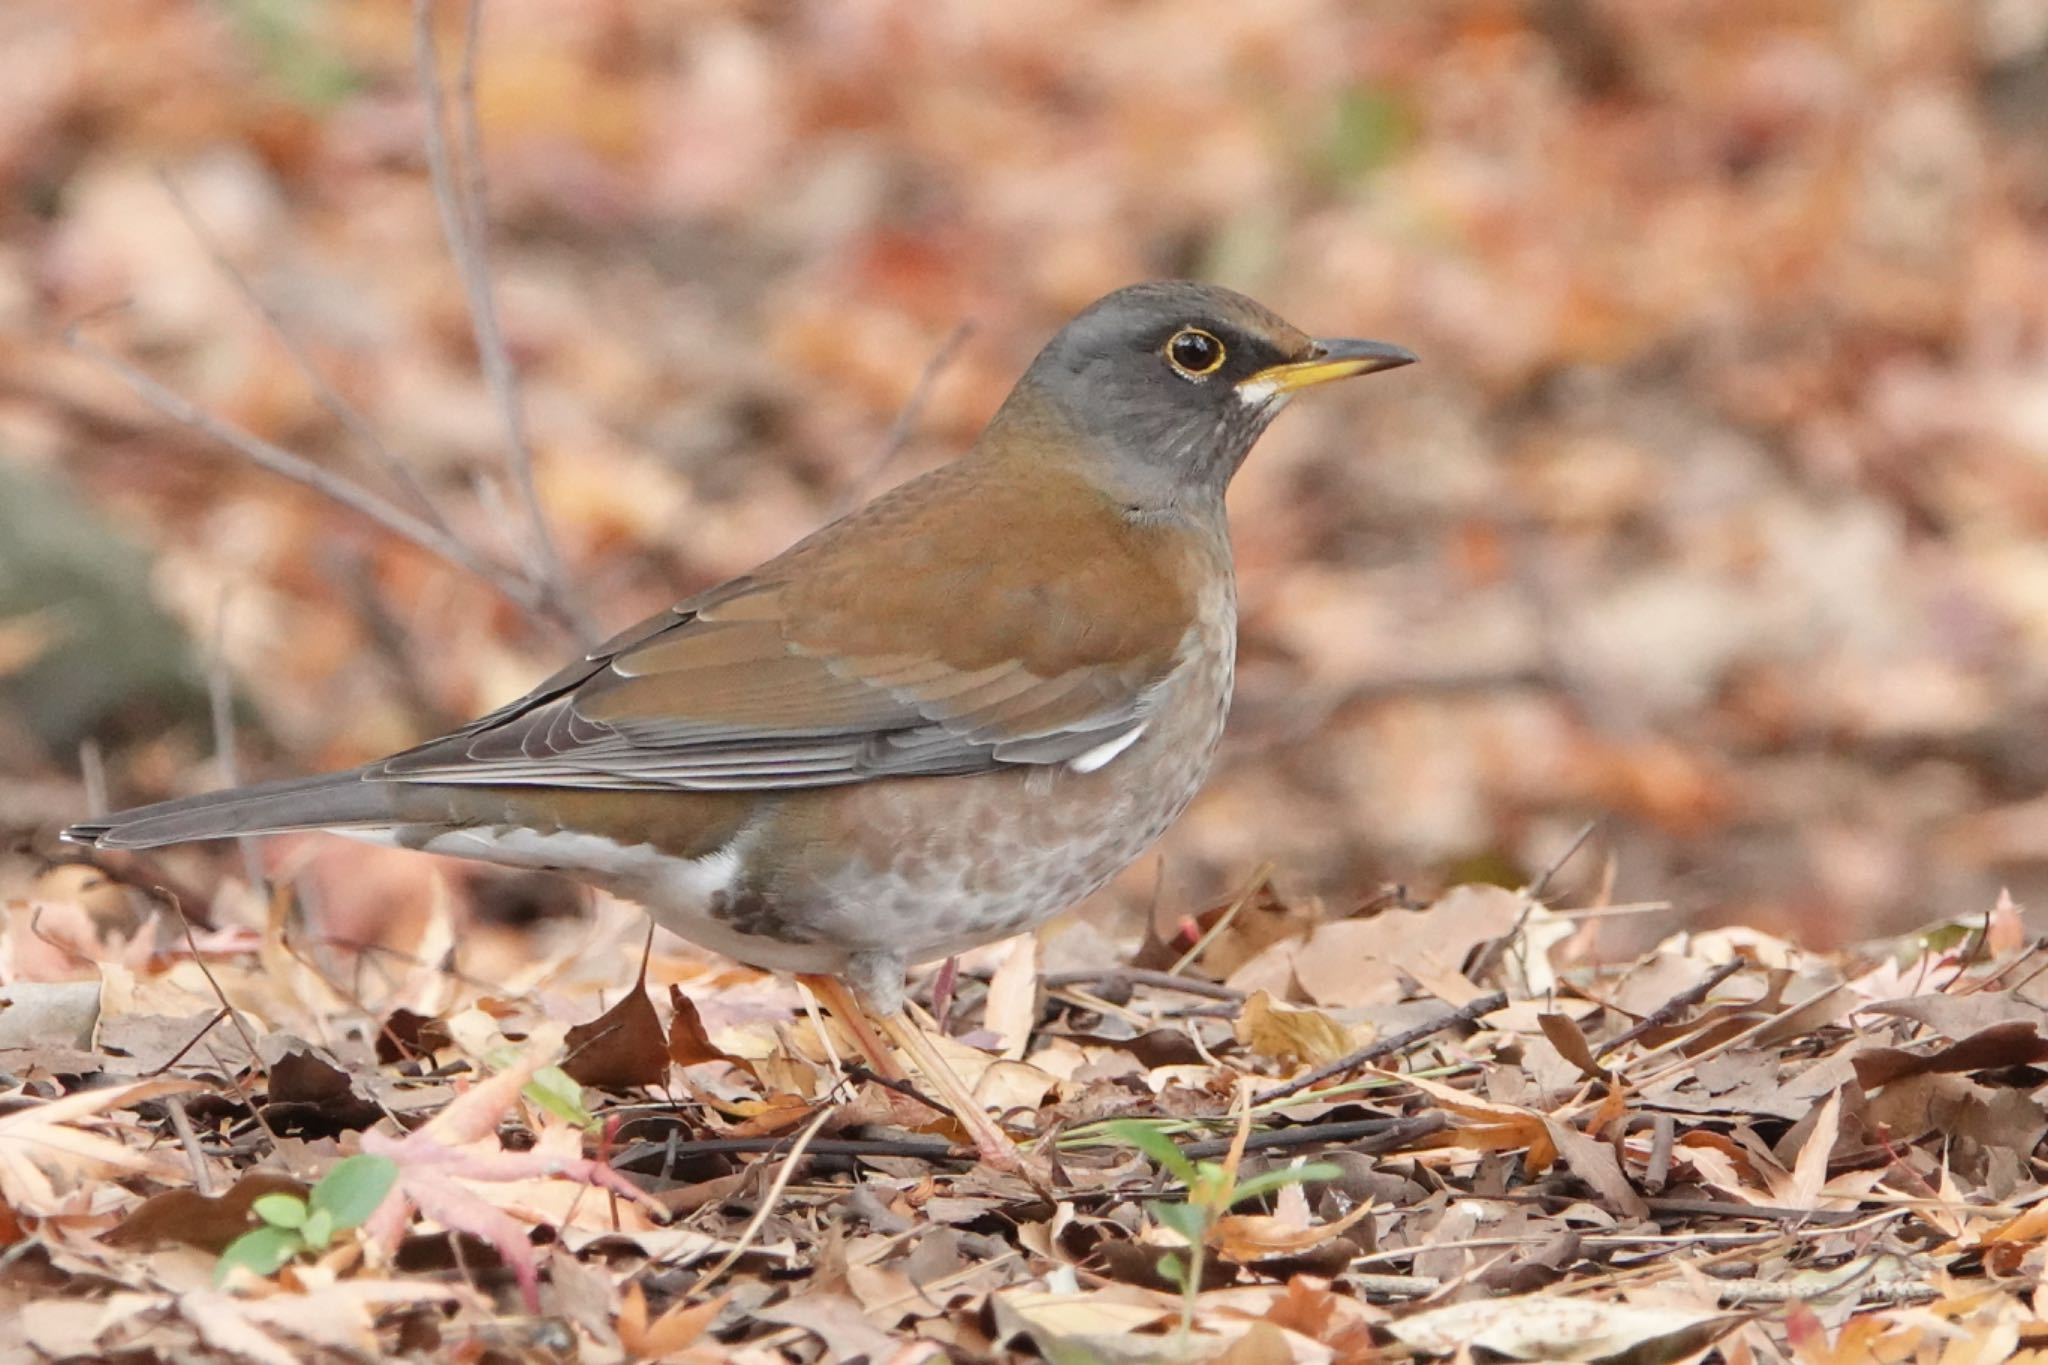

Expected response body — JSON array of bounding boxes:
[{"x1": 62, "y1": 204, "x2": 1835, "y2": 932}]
[{"x1": 374, "y1": 460, "x2": 1209, "y2": 791}]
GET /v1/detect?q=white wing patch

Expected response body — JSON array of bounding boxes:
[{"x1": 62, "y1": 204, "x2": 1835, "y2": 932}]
[{"x1": 1067, "y1": 723, "x2": 1147, "y2": 774}]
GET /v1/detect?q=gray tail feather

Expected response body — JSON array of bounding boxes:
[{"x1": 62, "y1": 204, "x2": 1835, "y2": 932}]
[{"x1": 62, "y1": 770, "x2": 397, "y2": 850}]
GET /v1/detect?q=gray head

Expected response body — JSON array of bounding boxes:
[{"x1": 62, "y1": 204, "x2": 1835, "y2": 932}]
[{"x1": 997, "y1": 281, "x2": 1415, "y2": 511}]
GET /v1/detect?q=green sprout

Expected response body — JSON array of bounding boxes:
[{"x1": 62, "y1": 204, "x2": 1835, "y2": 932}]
[
  {"x1": 1105, "y1": 1121, "x2": 1341, "y2": 1336},
  {"x1": 215, "y1": 1154, "x2": 399, "y2": 1286}
]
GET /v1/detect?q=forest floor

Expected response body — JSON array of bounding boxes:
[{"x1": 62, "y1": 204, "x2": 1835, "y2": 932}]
[{"x1": 2, "y1": 854, "x2": 2045, "y2": 1362}]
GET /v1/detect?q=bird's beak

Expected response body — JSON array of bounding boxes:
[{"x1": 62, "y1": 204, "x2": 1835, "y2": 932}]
[{"x1": 1237, "y1": 338, "x2": 1418, "y2": 399}]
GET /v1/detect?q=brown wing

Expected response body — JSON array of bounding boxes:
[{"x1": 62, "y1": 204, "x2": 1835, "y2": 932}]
[{"x1": 375, "y1": 459, "x2": 1207, "y2": 791}]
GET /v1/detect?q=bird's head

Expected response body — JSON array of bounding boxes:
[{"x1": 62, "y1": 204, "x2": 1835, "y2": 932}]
[{"x1": 1001, "y1": 280, "x2": 1415, "y2": 512}]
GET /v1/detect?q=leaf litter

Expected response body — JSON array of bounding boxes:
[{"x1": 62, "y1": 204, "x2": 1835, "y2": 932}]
[{"x1": 0, "y1": 862, "x2": 2046, "y2": 1362}]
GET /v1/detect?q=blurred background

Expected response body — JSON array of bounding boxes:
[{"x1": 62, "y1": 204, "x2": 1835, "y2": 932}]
[{"x1": 5, "y1": 0, "x2": 2048, "y2": 960}]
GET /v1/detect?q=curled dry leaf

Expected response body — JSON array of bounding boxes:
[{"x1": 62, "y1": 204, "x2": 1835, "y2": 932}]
[
  {"x1": 0, "y1": 1076, "x2": 201, "y2": 1217},
  {"x1": 617, "y1": 1283, "x2": 728, "y2": 1359},
  {"x1": 1235, "y1": 990, "x2": 1360, "y2": 1067},
  {"x1": 1210, "y1": 1200, "x2": 1375, "y2": 1265},
  {"x1": 1385, "y1": 1295, "x2": 1736, "y2": 1363}
]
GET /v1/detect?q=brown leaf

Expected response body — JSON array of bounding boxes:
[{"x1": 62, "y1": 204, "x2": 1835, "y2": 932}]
[
  {"x1": 617, "y1": 1283, "x2": 727, "y2": 1358},
  {"x1": 1852, "y1": 1020, "x2": 2048, "y2": 1090},
  {"x1": 107, "y1": 1172, "x2": 308, "y2": 1252},
  {"x1": 1234, "y1": 990, "x2": 1357, "y2": 1066},
  {"x1": 0, "y1": 1077, "x2": 201, "y2": 1215},
  {"x1": 1098, "y1": 1238, "x2": 1237, "y2": 1292},
  {"x1": 1291, "y1": 886, "x2": 1525, "y2": 1009},
  {"x1": 1213, "y1": 1320, "x2": 1298, "y2": 1365},
  {"x1": 1862, "y1": 990, "x2": 2048, "y2": 1040},
  {"x1": 264, "y1": 1044, "x2": 381, "y2": 1133},
  {"x1": 983, "y1": 934, "x2": 1039, "y2": 1060},
  {"x1": 564, "y1": 983, "x2": 668, "y2": 1089},
  {"x1": 1210, "y1": 1201, "x2": 1374, "y2": 1263},
  {"x1": 1784, "y1": 1088, "x2": 1842, "y2": 1211},
  {"x1": 1542, "y1": 1117, "x2": 1649, "y2": 1220},
  {"x1": 1386, "y1": 1297, "x2": 1736, "y2": 1362},
  {"x1": 754, "y1": 1292, "x2": 901, "y2": 1361},
  {"x1": 375, "y1": 1008, "x2": 454, "y2": 1064},
  {"x1": 1537, "y1": 1012, "x2": 1607, "y2": 1081},
  {"x1": 666, "y1": 985, "x2": 745, "y2": 1070}
]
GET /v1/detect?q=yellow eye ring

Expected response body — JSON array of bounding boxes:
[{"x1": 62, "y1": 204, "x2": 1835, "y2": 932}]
[{"x1": 1165, "y1": 327, "x2": 1226, "y2": 378}]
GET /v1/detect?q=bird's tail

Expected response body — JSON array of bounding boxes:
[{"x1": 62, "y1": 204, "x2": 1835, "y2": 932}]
[{"x1": 62, "y1": 770, "x2": 397, "y2": 850}]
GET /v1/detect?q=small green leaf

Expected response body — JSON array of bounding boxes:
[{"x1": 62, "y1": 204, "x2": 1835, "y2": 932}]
[
  {"x1": 524, "y1": 1064, "x2": 595, "y2": 1128},
  {"x1": 250, "y1": 1193, "x2": 308, "y2": 1230},
  {"x1": 1151, "y1": 1199, "x2": 1209, "y2": 1246},
  {"x1": 1104, "y1": 1120, "x2": 1199, "y2": 1185},
  {"x1": 301, "y1": 1206, "x2": 334, "y2": 1251},
  {"x1": 1228, "y1": 1162, "x2": 1345, "y2": 1208},
  {"x1": 215, "y1": 1225, "x2": 303, "y2": 1285},
  {"x1": 309, "y1": 1154, "x2": 398, "y2": 1229},
  {"x1": 1156, "y1": 1250, "x2": 1189, "y2": 1292}
]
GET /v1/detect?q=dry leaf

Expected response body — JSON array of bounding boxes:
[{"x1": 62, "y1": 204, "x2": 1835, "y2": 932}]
[
  {"x1": 563, "y1": 981, "x2": 668, "y2": 1089},
  {"x1": 0, "y1": 1077, "x2": 200, "y2": 1216},
  {"x1": 983, "y1": 934, "x2": 1039, "y2": 1061},
  {"x1": 1211, "y1": 1200, "x2": 1375, "y2": 1264},
  {"x1": 1385, "y1": 1295, "x2": 1734, "y2": 1362},
  {"x1": 617, "y1": 1283, "x2": 727, "y2": 1358},
  {"x1": 667, "y1": 984, "x2": 746, "y2": 1069},
  {"x1": 1236, "y1": 991, "x2": 1359, "y2": 1067}
]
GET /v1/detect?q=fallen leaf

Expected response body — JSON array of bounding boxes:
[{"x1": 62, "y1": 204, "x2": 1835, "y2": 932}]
[
  {"x1": 983, "y1": 934, "x2": 1039, "y2": 1061},
  {"x1": 1385, "y1": 1295, "x2": 1734, "y2": 1362},
  {"x1": 564, "y1": 982, "x2": 668, "y2": 1089},
  {"x1": 1852, "y1": 1021, "x2": 2048, "y2": 1090},
  {"x1": 1783, "y1": 1088, "x2": 1842, "y2": 1211},
  {"x1": 617, "y1": 1283, "x2": 727, "y2": 1358},
  {"x1": 0, "y1": 1076, "x2": 201, "y2": 1216},
  {"x1": 1211, "y1": 1200, "x2": 1374, "y2": 1263},
  {"x1": 667, "y1": 984, "x2": 745, "y2": 1069},
  {"x1": 1235, "y1": 991, "x2": 1359, "y2": 1067},
  {"x1": 1541, "y1": 1118, "x2": 1648, "y2": 1221},
  {"x1": 108, "y1": 1172, "x2": 308, "y2": 1252}
]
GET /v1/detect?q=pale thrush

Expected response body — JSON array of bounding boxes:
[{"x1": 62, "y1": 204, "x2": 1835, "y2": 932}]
[{"x1": 65, "y1": 281, "x2": 1415, "y2": 1167}]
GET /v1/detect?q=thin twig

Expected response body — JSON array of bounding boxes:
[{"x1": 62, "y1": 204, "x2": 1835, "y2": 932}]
[
  {"x1": 1524, "y1": 817, "x2": 1601, "y2": 902},
  {"x1": 163, "y1": 1095, "x2": 214, "y2": 1197},
  {"x1": 206, "y1": 593, "x2": 267, "y2": 899},
  {"x1": 77, "y1": 739, "x2": 107, "y2": 818},
  {"x1": 1253, "y1": 992, "x2": 1508, "y2": 1106},
  {"x1": 155, "y1": 168, "x2": 449, "y2": 530},
  {"x1": 1177, "y1": 1112, "x2": 1448, "y2": 1161},
  {"x1": 841, "y1": 321, "x2": 975, "y2": 511},
  {"x1": 64, "y1": 325, "x2": 558, "y2": 625},
  {"x1": 1712, "y1": 1271, "x2": 1934, "y2": 1306},
  {"x1": 169, "y1": 899, "x2": 285, "y2": 1153},
  {"x1": 683, "y1": 1105, "x2": 835, "y2": 1295},
  {"x1": 412, "y1": 0, "x2": 584, "y2": 641},
  {"x1": 1038, "y1": 967, "x2": 1245, "y2": 1003},
  {"x1": 1169, "y1": 862, "x2": 1272, "y2": 977},
  {"x1": 612, "y1": 1132, "x2": 961, "y2": 1167},
  {"x1": 1593, "y1": 958, "x2": 1744, "y2": 1061},
  {"x1": 146, "y1": 1007, "x2": 234, "y2": 1077}
]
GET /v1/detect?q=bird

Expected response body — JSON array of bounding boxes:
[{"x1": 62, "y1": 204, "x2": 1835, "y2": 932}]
[{"x1": 63, "y1": 281, "x2": 1415, "y2": 1171}]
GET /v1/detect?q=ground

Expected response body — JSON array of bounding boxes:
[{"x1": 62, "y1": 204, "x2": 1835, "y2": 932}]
[{"x1": 7, "y1": 1, "x2": 2048, "y2": 1360}]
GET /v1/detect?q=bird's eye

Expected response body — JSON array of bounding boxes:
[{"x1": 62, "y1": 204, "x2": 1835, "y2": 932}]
[{"x1": 1165, "y1": 327, "x2": 1226, "y2": 378}]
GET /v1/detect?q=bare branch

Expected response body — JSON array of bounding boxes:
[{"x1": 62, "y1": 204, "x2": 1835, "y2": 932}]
[
  {"x1": 77, "y1": 738, "x2": 107, "y2": 818},
  {"x1": 842, "y1": 320, "x2": 975, "y2": 512},
  {"x1": 206, "y1": 593, "x2": 266, "y2": 898},
  {"x1": 412, "y1": 0, "x2": 585, "y2": 641},
  {"x1": 63, "y1": 323, "x2": 565, "y2": 629},
  {"x1": 154, "y1": 167, "x2": 450, "y2": 535}
]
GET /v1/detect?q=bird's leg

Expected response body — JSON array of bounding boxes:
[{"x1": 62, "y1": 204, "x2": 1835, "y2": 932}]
[
  {"x1": 795, "y1": 972, "x2": 908, "y2": 1083},
  {"x1": 840, "y1": 952, "x2": 1042, "y2": 1178},
  {"x1": 870, "y1": 1007, "x2": 1037, "y2": 1174}
]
